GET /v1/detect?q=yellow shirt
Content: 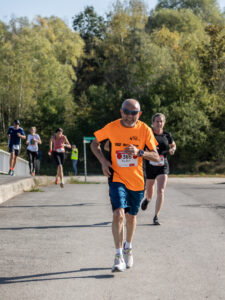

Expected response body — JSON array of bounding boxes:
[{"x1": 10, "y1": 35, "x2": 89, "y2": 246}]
[{"x1": 71, "y1": 149, "x2": 78, "y2": 160}]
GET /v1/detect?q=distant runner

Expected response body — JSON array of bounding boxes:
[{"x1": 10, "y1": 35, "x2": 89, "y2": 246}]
[
  {"x1": 48, "y1": 128, "x2": 71, "y2": 188},
  {"x1": 7, "y1": 120, "x2": 26, "y2": 176},
  {"x1": 91, "y1": 99, "x2": 159, "y2": 272},
  {"x1": 26, "y1": 127, "x2": 42, "y2": 176},
  {"x1": 141, "y1": 113, "x2": 176, "y2": 225}
]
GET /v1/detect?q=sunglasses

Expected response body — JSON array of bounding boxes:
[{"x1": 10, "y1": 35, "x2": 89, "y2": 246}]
[{"x1": 122, "y1": 108, "x2": 140, "y2": 116}]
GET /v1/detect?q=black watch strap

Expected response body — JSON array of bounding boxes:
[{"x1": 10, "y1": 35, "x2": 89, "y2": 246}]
[{"x1": 138, "y1": 150, "x2": 144, "y2": 157}]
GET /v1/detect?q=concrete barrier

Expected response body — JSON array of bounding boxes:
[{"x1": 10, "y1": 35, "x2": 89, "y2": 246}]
[
  {"x1": 2, "y1": 174, "x2": 223, "y2": 206},
  {"x1": 0, "y1": 175, "x2": 107, "y2": 205},
  {"x1": 0, "y1": 176, "x2": 55, "y2": 204},
  {"x1": 0, "y1": 149, "x2": 30, "y2": 176}
]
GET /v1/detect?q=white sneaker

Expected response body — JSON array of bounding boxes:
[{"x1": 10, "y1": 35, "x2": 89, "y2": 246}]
[
  {"x1": 123, "y1": 245, "x2": 133, "y2": 268},
  {"x1": 111, "y1": 254, "x2": 126, "y2": 272}
]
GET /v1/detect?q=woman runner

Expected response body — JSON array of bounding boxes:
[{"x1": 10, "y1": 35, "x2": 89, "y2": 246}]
[
  {"x1": 26, "y1": 127, "x2": 42, "y2": 176},
  {"x1": 48, "y1": 128, "x2": 71, "y2": 188},
  {"x1": 141, "y1": 113, "x2": 176, "y2": 225}
]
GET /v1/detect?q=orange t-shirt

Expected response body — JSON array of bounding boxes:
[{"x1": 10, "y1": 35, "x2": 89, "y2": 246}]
[{"x1": 94, "y1": 119, "x2": 158, "y2": 191}]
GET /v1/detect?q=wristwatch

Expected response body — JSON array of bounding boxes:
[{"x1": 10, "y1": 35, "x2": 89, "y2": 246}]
[{"x1": 138, "y1": 150, "x2": 144, "y2": 157}]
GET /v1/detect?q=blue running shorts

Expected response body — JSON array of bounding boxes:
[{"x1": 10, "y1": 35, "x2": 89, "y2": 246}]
[{"x1": 109, "y1": 182, "x2": 144, "y2": 215}]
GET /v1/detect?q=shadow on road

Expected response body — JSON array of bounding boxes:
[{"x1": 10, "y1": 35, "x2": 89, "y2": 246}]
[
  {"x1": 0, "y1": 268, "x2": 114, "y2": 284},
  {"x1": 182, "y1": 204, "x2": 225, "y2": 209},
  {"x1": 0, "y1": 203, "x2": 95, "y2": 208},
  {"x1": 0, "y1": 222, "x2": 160, "y2": 231},
  {"x1": 0, "y1": 221, "x2": 112, "y2": 231}
]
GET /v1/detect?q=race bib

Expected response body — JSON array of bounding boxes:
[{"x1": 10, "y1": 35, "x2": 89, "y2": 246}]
[
  {"x1": 56, "y1": 148, "x2": 65, "y2": 153},
  {"x1": 13, "y1": 144, "x2": 20, "y2": 150},
  {"x1": 150, "y1": 155, "x2": 165, "y2": 166},
  {"x1": 116, "y1": 151, "x2": 138, "y2": 167},
  {"x1": 30, "y1": 138, "x2": 35, "y2": 145}
]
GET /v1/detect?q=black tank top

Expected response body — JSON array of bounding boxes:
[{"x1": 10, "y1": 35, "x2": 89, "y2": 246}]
[{"x1": 154, "y1": 131, "x2": 174, "y2": 158}]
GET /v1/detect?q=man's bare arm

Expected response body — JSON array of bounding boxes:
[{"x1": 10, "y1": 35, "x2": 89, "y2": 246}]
[
  {"x1": 90, "y1": 139, "x2": 112, "y2": 177},
  {"x1": 143, "y1": 148, "x2": 159, "y2": 162},
  {"x1": 124, "y1": 145, "x2": 159, "y2": 162},
  {"x1": 17, "y1": 133, "x2": 26, "y2": 139}
]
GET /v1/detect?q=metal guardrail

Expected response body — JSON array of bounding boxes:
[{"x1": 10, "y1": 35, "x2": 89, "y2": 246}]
[{"x1": 0, "y1": 149, "x2": 30, "y2": 176}]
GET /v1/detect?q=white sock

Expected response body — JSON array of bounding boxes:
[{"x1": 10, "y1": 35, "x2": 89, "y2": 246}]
[
  {"x1": 115, "y1": 248, "x2": 123, "y2": 256},
  {"x1": 125, "y1": 241, "x2": 132, "y2": 249}
]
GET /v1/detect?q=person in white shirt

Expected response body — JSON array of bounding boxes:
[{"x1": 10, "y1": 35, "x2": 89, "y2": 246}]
[{"x1": 26, "y1": 127, "x2": 42, "y2": 176}]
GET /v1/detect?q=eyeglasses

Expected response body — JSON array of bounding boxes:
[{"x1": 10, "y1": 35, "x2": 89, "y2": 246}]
[{"x1": 122, "y1": 108, "x2": 140, "y2": 116}]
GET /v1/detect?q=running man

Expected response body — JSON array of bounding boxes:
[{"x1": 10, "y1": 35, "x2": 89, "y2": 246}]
[
  {"x1": 48, "y1": 128, "x2": 71, "y2": 188},
  {"x1": 7, "y1": 120, "x2": 26, "y2": 176},
  {"x1": 26, "y1": 127, "x2": 42, "y2": 176},
  {"x1": 91, "y1": 99, "x2": 159, "y2": 272},
  {"x1": 141, "y1": 113, "x2": 176, "y2": 225}
]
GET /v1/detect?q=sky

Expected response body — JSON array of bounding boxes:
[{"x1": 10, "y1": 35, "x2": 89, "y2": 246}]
[{"x1": 0, "y1": 0, "x2": 225, "y2": 28}]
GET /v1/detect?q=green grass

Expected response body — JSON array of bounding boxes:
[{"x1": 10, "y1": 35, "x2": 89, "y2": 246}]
[
  {"x1": 169, "y1": 173, "x2": 225, "y2": 178},
  {"x1": 69, "y1": 177, "x2": 100, "y2": 184},
  {"x1": 25, "y1": 187, "x2": 43, "y2": 192}
]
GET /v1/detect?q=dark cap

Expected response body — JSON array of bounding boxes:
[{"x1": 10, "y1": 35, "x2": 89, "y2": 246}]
[
  {"x1": 14, "y1": 119, "x2": 20, "y2": 125},
  {"x1": 55, "y1": 128, "x2": 63, "y2": 133}
]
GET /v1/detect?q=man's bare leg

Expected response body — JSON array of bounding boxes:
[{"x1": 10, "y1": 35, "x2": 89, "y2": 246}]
[
  {"x1": 112, "y1": 208, "x2": 124, "y2": 249},
  {"x1": 125, "y1": 213, "x2": 136, "y2": 243}
]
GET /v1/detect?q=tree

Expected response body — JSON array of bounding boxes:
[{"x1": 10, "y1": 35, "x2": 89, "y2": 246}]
[
  {"x1": 197, "y1": 24, "x2": 225, "y2": 92},
  {"x1": 73, "y1": 6, "x2": 106, "y2": 53},
  {"x1": 72, "y1": 7, "x2": 107, "y2": 95},
  {"x1": 156, "y1": 0, "x2": 224, "y2": 24},
  {"x1": 147, "y1": 8, "x2": 205, "y2": 33},
  {"x1": 0, "y1": 17, "x2": 84, "y2": 141}
]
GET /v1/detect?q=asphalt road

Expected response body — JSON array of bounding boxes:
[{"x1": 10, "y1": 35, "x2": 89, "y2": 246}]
[{"x1": 0, "y1": 178, "x2": 225, "y2": 300}]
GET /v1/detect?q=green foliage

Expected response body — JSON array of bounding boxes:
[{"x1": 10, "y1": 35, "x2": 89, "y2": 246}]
[
  {"x1": 156, "y1": 0, "x2": 224, "y2": 24},
  {"x1": 73, "y1": 6, "x2": 106, "y2": 45},
  {"x1": 147, "y1": 8, "x2": 205, "y2": 33},
  {"x1": 197, "y1": 24, "x2": 225, "y2": 91},
  {"x1": 0, "y1": 16, "x2": 84, "y2": 140},
  {"x1": 0, "y1": 0, "x2": 225, "y2": 174}
]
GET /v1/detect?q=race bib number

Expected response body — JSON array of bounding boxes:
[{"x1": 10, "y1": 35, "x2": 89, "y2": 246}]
[
  {"x1": 56, "y1": 148, "x2": 65, "y2": 153},
  {"x1": 116, "y1": 151, "x2": 138, "y2": 167},
  {"x1": 150, "y1": 155, "x2": 165, "y2": 166},
  {"x1": 13, "y1": 144, "x2": 20, "y2": 150}
]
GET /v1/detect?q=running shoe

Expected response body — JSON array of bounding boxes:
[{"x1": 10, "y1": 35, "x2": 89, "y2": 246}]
[
  {"x1": 123, "y1": 243, "x2": 133, "y2": 268},
  {"x1": 60, "y1": 183, "x2": 64, "y2": 188},
  {"x1": 55, "y1": 177, "x2": 59, "y2": 185},
  {"x1": 8, "y1": 169, "x2": 12, "y2": 175},
  {"x1": 153, "y1": 215, "x2": 160, "y2": 225},
  {"x1": 11, "y1": 170, "x2": 14, "y2": 176},
  {"x1": 111, "y1": 254, "x2": 126, "y2": 272},
  {"x1": 141, "y1": 198, "x2": 150, "y2": 211}
]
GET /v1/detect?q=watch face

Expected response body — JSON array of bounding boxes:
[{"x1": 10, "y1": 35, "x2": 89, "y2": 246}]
[{"x1": 139, "y1": 150, "x2": 144, "y2": 156}]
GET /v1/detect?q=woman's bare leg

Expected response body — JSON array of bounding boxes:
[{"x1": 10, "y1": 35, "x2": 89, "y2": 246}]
[
  {"x1": 145, "y1": 179, "x2": 155, "y2": 201},
  {"x1": 155, "y1": 174, "x2": 168, "y2": 216}
]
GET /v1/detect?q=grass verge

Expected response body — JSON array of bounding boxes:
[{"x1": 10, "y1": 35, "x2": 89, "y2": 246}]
[
  {"x1": 69, "y1": 177, "x2": 100, "y2": 184},
  {"x1": 25, "y1": 187, "x2": 43, "y2": 192}
]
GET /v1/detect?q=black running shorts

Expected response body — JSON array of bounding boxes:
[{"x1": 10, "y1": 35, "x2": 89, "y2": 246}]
[
  {"x1": 53, "y1": 151, "x2": 65, "y2": 166},
  {"x1": 145, "y1": 160, "x2": 169, "y2": 180}
]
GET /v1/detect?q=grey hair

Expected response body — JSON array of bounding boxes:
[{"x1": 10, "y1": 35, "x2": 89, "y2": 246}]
[
  {"x1": 152, "y1": 113, "x2": 166, "y2": 123},
  {"x1": 121, "y1": 99, "x2": 141, "y2": 111}
]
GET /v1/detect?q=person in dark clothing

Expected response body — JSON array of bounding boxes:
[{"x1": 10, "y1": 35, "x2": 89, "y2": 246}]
[
  {"x1": 141, "y1": 113, "x2": 176, "y2": 225},
  {"x1": 7, "y1": 120, "x2": 26, "y2": 176}
]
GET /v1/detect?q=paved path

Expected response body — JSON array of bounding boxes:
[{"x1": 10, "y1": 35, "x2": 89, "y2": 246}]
[{"x1": 0, "y1": 178, "x2": 225, "y2": 300}]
